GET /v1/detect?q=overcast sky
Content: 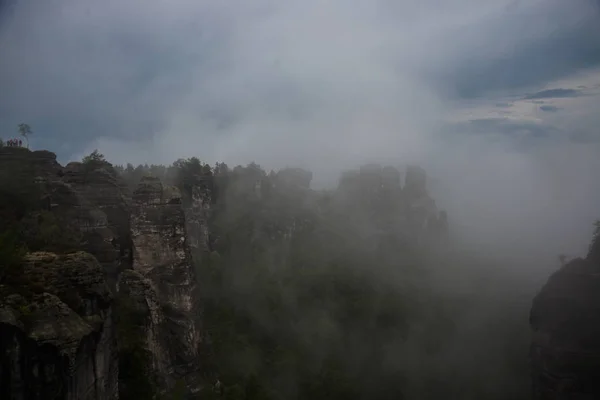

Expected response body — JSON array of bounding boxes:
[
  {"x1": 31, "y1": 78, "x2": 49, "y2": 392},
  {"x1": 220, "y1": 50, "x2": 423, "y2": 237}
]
[{"x1": 1, "y1": 0, "x2": 600, "y2": 259}]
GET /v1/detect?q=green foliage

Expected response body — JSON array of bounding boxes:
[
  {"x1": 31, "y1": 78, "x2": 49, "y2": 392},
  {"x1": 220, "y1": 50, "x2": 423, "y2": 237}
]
[
  {"x1": 0, "y1": 159, "x2": 80, "y2": 287},
  {"x1": 18, "y1": 304, "x2": 32, "y2": 316},
  {"x1": 82, "y1": 149, "x2": 106, "y2": 164},
  {"x1": 0, "y1": 152, "x2": 538, "y2": 399},
  {"x1": 189, "y1": 164, "x2": 425, "y2": 400},
  {"x1": 19, "y1": 211, "x2": 81, "y2": 253},
  {"x1": 109, "y1": 159, "x2": 532, "y2": 400},
  {"x1": 17, "y1": 123, "x2": 32, "y2": 136},
  {"x1": 115, "y1": 158, "x2": 213, "y2": 193},
  {"x1": 80, "y1": 149, "x2": 122, "y2": 182},
  {"x1": 17, "y1": 123, "x2": 32, "y2": 148}
]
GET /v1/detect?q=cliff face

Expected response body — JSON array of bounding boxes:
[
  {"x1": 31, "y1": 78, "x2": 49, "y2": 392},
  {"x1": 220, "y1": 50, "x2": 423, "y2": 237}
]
[
  {"x1": 62, "y1": 161, "x2": 133, "y2": 289},
  {"x1": 335, "y1": 164, "x2": 445, "y2": 245},
  {"x1": 0, "y1": 252, "x2": 117, "y2": 400},
  {"x1": 1, "y1": 147, "x2": 459, "y2": 399},
  {"x1": 0, "y1": 148, "x2": 121, "y2": 399},
  {"x1": 0, "y1": 148, "x2": 209, "y2": 399},
  {"x1": 530, "y1": 236, "x2": 600, "y2": 399},
  {"x1": 0, "y1": 148, "x2": 132, "y2": 288},
  {"x1": 182, "y1": 174, "x2": 213, "y2": 258},
  {"x1": 123, "y1": 176, "x2": 203, "y2": 392}
]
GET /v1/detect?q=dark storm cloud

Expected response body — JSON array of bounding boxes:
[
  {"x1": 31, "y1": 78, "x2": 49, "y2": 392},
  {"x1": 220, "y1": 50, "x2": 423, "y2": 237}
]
[
  {"x1": 427, "y1": 0, "x2": 600, "y2": 99},
  {"x1": 0, "y1": 0, "x2": 599, "y2": 161},
  {"x1": 1, "y1": 0, "x2": 600, "y2": 269},
  {"x1": 524, "y1": 89, "x2": 582, "y2": 100},
  {"x1": 539, "y1": 105, "x2": 561, "y2": 113}
]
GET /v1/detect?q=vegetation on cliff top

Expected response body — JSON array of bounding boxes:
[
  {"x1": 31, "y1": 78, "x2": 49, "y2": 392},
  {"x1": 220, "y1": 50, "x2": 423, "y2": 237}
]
[
  {"x1": 116, "y1": 155, "x2": 530, "y2": 400},
  {"x1": 0, "y1": 159, "x2": 80, "y2": 287},
  {"x1": 0, "y1": 148, "x2": 537, "y2": 400}
]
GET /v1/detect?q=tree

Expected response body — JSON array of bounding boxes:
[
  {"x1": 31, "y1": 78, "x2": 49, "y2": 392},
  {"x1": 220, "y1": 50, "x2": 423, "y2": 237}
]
[
  {"x1": 17, "y1": 123, "x2": 32, "y2": 149},
  {"x1": 82, "y1": 149, "x2": 106, "y2": 164}
]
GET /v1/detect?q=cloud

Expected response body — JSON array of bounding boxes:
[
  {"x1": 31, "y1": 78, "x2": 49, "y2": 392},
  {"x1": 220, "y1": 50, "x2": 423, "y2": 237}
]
[
  {"x1": 1, "y1": 0, "x2": 599, "y2": 159},
  {"x1": 427, "y1": 0, "x2": 600, "y2": 99},
  {"x1": 466, "y1": 118, "x2": 556, "y2": 138},
  {"x1": 539, "y1": 105, "x2": 561, "y2": 113},
  {"x1": 441, "y1": 117, "x2": 564, "y2": 154},
  {"x1": 1, "y1": 0, "x2": 600, "y2": 260},
  {"x1": 523, "y1": 88, "x2": 582, "y2": 100}
]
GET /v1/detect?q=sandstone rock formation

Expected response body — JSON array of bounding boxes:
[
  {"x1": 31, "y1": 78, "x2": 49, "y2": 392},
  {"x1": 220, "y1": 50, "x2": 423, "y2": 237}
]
[
  {"x1": 530, "y1": 232, "x2": 600, "y2": 399},
  {"x1": 0, "y1": 252, "x2": 117, "y2": 400},
  {"x1": 0, "y1": 148, "x2": 132, "y2": 289},
  {"x1": 335, "y1": 164, "x2": 443, "y2": 246},
  {"x1": 0, "y1": 148, "x2": 210, "y2": 399},
  {"x1": 62, "y1": 161, "x2": 132, "y2": 289},
  {"x1": 1, "y1": 146, "x2": 451, "y2": 399},
  {"x1": 123, "y1": 176, "x2": 203, "y2": 392}
]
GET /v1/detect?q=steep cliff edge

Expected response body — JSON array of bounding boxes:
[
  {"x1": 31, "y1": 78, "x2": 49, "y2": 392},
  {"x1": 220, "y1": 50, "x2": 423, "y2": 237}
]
[
  {"x1": 0, "y1": 148, "x2": 208, "y2": 399},
  {"x1": 0, "y1": 251, "x2": 117, "y2": 400},
  {"x1": 62, "y1": 161, "x2": 133, "y2": 289},
  {"x1": 121, "y1": 176, "x2": 204, "y2": 393},
  {"x1": 530, "y1": 231, "x2": 600, "y2": 399},
  {"x1": 0, "y1": 148, "x2": 119, "y2": 398},
  {"x1": 1, "y1": 146, "x2": 457, "y2": 399}
]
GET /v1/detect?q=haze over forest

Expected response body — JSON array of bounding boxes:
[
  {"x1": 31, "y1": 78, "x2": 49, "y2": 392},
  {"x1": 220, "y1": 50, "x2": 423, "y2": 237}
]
[
  {"x1": 1, "y1": 0, "x2": 600, "y2": 399},
  {"x1": 2, "y1": 0, "x2": 600, "y2": 258}
]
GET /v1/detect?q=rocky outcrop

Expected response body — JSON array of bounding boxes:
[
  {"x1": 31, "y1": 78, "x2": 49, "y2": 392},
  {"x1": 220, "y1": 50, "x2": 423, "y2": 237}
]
[
  {"x1": 0, "y1": 148, "x2": 211, "y2": 398},
  {"x1": 0, "y1": 148, "x2": 62, "y2": 184},
  {"x1": 3, "y1": 148, "x2": 458, "y2": 399},
  {"x1": 124, "y1": 176, "x2": 203, "y2": 394},
  {"x1": 0, "y1": 148, "x2": 132, "y2": 289},
  {"x1": 0, "y1": 252, "x2": 118, "y2": 400},
  {"x1": 0, "y1": 148, "x2": 64, "y2": 224},
  {"x1": 530, "y1": 234, "x2": 600, "y2": 399},
  {"x1": 182, "y1": 175, "x2": 213, "y2": 258},
  {"x1": 62, "y1": 162, "x2": 132, "y2": 289},
  {"x1": 334, "y1": 164, "x2": 443, "y2": 246}
]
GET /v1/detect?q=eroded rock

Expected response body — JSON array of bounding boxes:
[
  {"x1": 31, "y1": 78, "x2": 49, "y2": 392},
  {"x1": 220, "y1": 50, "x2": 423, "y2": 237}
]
[
  {"x1": 0, "y1": 252, "x2": 118, "y2": 400},
  {"x1": 127, "y1": 176, "x2": 203, "y2": 393}
]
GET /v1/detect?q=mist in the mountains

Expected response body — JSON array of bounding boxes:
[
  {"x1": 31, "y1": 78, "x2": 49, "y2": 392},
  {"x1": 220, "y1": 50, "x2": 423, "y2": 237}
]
[
  {"x1": 2, "y1": 0, "x2": 600, "y2": 398},
  {"x1": 2, "y1": 0, "x2": 599, "y2": 259}
]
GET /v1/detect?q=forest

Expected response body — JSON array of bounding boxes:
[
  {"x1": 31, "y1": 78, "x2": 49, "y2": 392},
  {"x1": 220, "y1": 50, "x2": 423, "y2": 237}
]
[
  {"x1": 0, "y1": 146, "x2": 539, "y2": 399},
  {"x1": 110, "y1": 155, "x2": 532, "y2": 400}
]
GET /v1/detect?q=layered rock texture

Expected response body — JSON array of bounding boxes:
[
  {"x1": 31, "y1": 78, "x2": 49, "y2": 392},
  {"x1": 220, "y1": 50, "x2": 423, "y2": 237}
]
[
  {"x1": 122, "y1": 176, "x2": 203, "y2": 392},
  {"x1": 61, "y1": 161, "x2": 132, "y2": 290},
  {"x1": 11, "y1": 145, "x2": 600, "y2": 400},
  {"x1": 0, "y1": 147, "x2": 452, "y2": 399},
  {"x1": 530, "y1": 233, "x2": 600, "y2": 399},
  {"x1": 0, "y1": 252, "x2": 117, "y2": 400},
  {"x1": 0, "y1": 148, "x2": 208, "y2": 399}
]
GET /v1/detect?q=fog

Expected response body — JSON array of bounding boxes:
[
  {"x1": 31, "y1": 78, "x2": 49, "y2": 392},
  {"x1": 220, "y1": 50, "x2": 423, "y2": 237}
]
[
  {"x1": 2, "y1": 0, "x2": 599, "y2": 263},
  {"x1": 1, "y1": 0, "x2": 599, "y2": 276},
  {"x1": 2, "y1": 0, "x2": 600, "y2": 398}
]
